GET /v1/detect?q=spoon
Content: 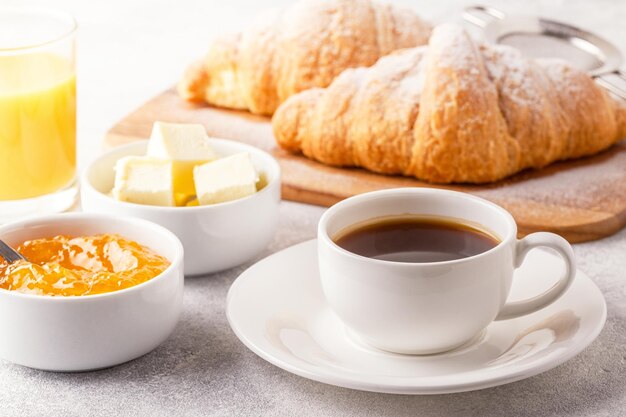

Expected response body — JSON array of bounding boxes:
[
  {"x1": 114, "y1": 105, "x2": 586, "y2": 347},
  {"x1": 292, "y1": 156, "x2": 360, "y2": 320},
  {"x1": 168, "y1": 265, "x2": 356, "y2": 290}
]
[{"x1": 0, "y1": 239, "x2": 26, "y2": 263}]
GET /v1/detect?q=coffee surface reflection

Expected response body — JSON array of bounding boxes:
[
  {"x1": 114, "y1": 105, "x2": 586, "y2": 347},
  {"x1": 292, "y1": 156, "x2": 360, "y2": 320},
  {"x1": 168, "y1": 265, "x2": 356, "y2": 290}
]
[{"x1": 333, "y1": 215, "x2": 500, "y2": 263}]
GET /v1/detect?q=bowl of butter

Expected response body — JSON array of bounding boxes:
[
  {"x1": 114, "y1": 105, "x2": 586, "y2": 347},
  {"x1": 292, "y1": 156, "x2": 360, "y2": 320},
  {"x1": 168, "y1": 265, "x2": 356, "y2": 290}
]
[{"x1": 81, "y1": 122, "x2": 281, "y2": 275}]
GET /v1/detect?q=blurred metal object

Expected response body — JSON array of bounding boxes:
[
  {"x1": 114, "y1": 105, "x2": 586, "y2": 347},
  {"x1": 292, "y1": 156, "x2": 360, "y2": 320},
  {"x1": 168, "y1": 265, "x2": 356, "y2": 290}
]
[
  {"x1": 0, "y1": 239, "x2": 25, "y2": 264},
  {"x1": 463, "y1": 5, "x2": 626, "y2": 100}
]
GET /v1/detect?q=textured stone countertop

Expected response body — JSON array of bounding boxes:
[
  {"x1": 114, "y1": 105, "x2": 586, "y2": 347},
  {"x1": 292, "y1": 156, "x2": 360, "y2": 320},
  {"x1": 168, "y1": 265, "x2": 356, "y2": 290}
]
[{"x1": 1, "y1": 0, "x2": 625, "y2": 416}]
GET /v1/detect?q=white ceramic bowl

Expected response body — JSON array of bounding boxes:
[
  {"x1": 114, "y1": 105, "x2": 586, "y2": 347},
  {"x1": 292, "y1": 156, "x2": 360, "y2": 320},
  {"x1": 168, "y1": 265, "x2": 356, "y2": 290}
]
[
  {"x1": 0, "y1": 213, "x2": 184, "y2": 371},
  {"x1": 81, "y1": 140, "x2": 281, "y2": 276}
]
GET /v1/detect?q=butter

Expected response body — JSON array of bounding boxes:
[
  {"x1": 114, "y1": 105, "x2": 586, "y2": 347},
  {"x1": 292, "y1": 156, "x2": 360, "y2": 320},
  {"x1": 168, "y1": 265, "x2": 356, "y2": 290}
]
[
  {"x1": 147, "y1": 122, "x2": 217, "y2": 160},
  {"x1": 112, "y1": 156, "x2": 175, "y2": 206},
  {"x1": 147, "y1": 122, "x2": 217, "y2": 196},
  {"x1": 174, "y1": 192, "x2": 196, "y2": 207},
  {"x1": 194, "y1": 153, "x2": 258, "y2": 205},
  {"x1": 185, "y1": 198, "x2": 199, "y2": 207}
]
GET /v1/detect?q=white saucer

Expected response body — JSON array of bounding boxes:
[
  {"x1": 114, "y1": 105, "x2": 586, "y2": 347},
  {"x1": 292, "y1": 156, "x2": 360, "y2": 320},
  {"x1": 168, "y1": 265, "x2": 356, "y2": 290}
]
[{"x1": 226, "y1": 240, "x2": 606, "y2": 394}]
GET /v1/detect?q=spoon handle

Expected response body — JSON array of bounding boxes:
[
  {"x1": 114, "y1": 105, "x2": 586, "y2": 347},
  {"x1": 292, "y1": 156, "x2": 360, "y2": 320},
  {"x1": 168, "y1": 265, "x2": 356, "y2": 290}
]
[{"x1": 0, "y1": 240, "x2": 25, "y2": 264}]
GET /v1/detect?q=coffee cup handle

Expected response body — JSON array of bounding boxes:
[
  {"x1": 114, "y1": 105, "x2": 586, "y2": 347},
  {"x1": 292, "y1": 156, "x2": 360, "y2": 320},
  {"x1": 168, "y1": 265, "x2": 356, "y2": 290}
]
[{"x1": 495, "y1": 232, "x2": 576, "y2": 321}]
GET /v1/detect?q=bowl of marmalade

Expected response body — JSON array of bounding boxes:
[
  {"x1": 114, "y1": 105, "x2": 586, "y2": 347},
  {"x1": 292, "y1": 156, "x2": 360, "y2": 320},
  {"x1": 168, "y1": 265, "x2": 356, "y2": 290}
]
[{"x1": 0, "y1": 213, "x2": 184, "y2": 371}]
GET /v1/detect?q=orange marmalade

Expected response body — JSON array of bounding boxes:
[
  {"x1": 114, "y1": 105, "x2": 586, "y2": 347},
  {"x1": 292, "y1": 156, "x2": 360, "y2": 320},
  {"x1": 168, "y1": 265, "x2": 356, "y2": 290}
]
[{"x1": 0, "y1": 234, "x2": 170, "y2": 296}]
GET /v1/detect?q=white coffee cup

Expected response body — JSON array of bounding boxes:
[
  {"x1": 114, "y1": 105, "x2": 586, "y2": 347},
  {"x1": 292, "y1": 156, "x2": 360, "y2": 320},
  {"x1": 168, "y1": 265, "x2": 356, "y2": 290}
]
[{"x1": 317, "y1": 188, "x2": 576, "y2": 355}]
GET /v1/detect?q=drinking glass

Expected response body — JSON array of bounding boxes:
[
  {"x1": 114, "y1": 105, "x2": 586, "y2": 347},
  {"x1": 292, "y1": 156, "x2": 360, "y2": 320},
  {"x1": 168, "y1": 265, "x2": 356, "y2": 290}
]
[{"x1": 0, "y1": 6, "x2": 77, "y2": 222}]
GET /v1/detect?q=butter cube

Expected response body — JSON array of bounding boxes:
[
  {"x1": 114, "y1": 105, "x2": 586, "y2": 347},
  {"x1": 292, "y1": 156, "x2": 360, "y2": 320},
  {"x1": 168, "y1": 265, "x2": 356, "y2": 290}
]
[
  {"x1": 112, "y1": 156, "x2": 175, "y2": 206},
  {"x1": 194, "y1": 153, "x2": 258, "y2": 205},
  {"x1": 147, "y1": 122, "x2": 217, "y2": 160},
  {"x1": 147, "y1": 122, "x2": 217, "y2": 195}
]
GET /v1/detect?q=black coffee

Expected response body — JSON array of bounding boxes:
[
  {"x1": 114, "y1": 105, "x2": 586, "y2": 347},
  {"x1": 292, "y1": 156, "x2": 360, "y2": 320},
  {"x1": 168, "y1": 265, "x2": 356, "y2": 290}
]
[{"x1": 333, "y1": 215, "x2": 499, "y2": 263}]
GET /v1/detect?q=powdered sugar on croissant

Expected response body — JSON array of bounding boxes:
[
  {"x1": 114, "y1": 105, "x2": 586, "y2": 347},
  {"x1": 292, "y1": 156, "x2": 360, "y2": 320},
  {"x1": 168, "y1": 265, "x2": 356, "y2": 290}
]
[
  {"x1": 178, "y1": 0, "x2": 431, "y2": 115},
  {"x1": 273, "y1": 24, "x2": 626, "y2": 183}
]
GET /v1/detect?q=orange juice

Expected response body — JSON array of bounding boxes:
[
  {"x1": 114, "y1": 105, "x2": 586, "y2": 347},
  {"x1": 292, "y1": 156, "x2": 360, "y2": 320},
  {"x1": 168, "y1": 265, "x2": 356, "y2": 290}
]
[{"x1": 0, "y1": 53, "x2": 76, "y2": 200}]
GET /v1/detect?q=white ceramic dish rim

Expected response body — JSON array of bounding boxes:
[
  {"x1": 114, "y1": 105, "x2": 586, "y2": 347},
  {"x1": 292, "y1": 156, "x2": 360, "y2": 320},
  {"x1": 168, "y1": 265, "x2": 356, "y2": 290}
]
[
  {"x1": 81, "y1": 139, "x2": 281, "y2": 212},
  {"x1": 226, "y1": 239, "x2": 607, "y2": 395},
  {"x1": 318, "y1": 188, "x2": 517, "y2": 268},
  {"x1": 0, "y1": 213, "x2": 184, "y2": 302}
]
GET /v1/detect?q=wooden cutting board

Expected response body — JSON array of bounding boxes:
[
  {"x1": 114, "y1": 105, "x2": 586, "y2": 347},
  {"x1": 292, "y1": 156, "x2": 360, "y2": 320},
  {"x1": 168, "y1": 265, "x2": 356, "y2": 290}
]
[{"x1": 104, "y1": 88, "x2": 626, "y2": 243}]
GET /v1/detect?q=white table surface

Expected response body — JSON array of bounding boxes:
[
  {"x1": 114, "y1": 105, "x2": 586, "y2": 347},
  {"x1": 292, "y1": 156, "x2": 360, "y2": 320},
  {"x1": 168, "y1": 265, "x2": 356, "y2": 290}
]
[{"x1": 1, "y1": 0, "x2": 625, "y2": 415}]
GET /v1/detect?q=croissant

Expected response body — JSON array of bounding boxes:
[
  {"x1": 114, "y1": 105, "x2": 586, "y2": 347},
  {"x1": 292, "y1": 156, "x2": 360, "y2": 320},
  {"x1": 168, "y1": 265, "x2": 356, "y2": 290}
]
[
  {"x1": 273, "y1": 23, "x2": 626, "y2": 184},
  {"x1": 178, "y1": 0, "x2": 431, "y2": 116}
]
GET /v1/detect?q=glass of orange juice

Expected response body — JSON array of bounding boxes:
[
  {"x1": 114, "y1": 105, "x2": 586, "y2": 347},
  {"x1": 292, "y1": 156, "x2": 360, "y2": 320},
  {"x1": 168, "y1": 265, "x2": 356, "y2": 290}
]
[{"x1": 0, "y1": 7, "x2": 77, "y2": 222}]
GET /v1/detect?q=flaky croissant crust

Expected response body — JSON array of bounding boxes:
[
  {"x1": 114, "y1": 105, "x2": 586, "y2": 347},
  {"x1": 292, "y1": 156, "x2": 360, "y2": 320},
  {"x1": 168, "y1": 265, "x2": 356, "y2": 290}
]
[
  {"x1": 273, "y1": 24, "x2": 626, "y2": 184},
  {"x1": 178, "y1": 0, "x2": 431, "y2": 116}
]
